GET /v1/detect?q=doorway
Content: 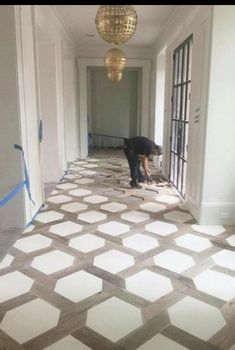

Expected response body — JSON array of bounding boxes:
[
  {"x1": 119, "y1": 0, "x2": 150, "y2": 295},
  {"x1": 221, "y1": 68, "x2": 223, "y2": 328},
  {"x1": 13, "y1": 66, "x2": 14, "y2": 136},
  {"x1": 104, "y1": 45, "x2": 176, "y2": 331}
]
[
  {"x1": 35, "y1": 28, "x2": 61, "y2": 198},
  {"x1": 87, "y1": 67, "x2": 140, "y2": 149},
  {"x1": 169, "y1": 35, "x2": 193, "y2": 198}
]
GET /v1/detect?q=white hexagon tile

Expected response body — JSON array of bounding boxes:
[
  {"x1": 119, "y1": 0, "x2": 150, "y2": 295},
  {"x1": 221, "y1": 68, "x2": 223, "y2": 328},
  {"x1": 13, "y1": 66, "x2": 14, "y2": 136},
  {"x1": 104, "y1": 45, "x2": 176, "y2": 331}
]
[
  {"x1": 79, "y1": 170, "x2": 97, "y2": 176},
  {"x1": 31, "y1": 250, "x2": 74, "y2": 275},
  {"x1": 0, "y1": 298, "x2": 60, "y2": 344},
  {"x1": 64, "y1": 173, "x2": 81, "y2": 180},
  {"x1": 137, "y1": 334, "x2": 189, "y2": 350},
  {"x1": 98, "y1": 220, "x2": 129, "y2": 236},
  {"x1": 193, "y1": 269, "x2": 235, "y2": 301},
  {"x1": 0, "y1": 254, "x2": 14, "y2": 269},
  {"x1": 60, "y1": 202, "x2": 88, "y2": 213},
  {"x1": 69, "y1": 189, "x2": 92, "y2": 197},
  {"x1": 211, "y1": 250, "x2": 235, "y2": 271},
  {"x1": 101, "y1": 201, "x2": 127, "y2": 213},
  {"x1": 145, "y1": 221, "x2": 178, "y2": 236},
  {"x1": 73, "y1": 161, "x2": 88, "y2": 165},
  {"x1": 77, "y1": 210, "x2": 107, "y2": 223},
  {"x1": 0, "y1": 271, "x2": 33, "y2": 303},
  {"x1": 82, "y1": 163, "x2": 98, "y2": 168},
  {"x1": 191, "y1": 224, "x2": 225, "y2": 236},
  {"x1": 86, "y1": 158, "x2": 100, "y2": 162},
  {"x1": 23, "y1": 224, "x2": 35, "y2": 233},
  {"x1": 94, "y1": 249, "x2": 134, "y2": 274},
  {"x1": 139, "y1": 202, "x2": 166, "y2": 213},
  {"x1": 49, "y1": 221, "x2": 83, "y2": 237},
  {"x1": 69, "y1": 234, "x2": 105, "y2": 253},
  {"x1": 69, "y1": 165, "x2": 85, "y2": 171},
  {"x1": 56, "y1": 183, "x2": 77, "y2": 190},
  {"x1": 123, "y1": 233, "x2": 159, "y2": 253},
  {"x1": 175, "y1": 233, "x2": 212, "y2": 252},
  {"x1": 86, "y1": 297, "x2": 142, "y2": 342},
  {"x1": 155, "y1": 195, "x2": 181, "y2": 204},
  {"x1": 47, "y1": 195, "x2": 72, "y2": 204},
  {"x1": 44, "y1": 335, "x2": 91, "y2": 350},
  {"x1": 154, "y1": 249, "x2": 195, "y2": 273},
  {"x1": 13, "y1": 234, "x2": 52, "y2": 253},
  {"x1": 35, "y1": 210, "x2": 64, "y2": 223},
  {"x1": 55, "y1": 270, "x2": 102, "y2": 302},
  {"x1": 126, "y1": 269, "x2": 173, "y2": 301},
  {"x1": 83, "y1": 195, "x2": 108, "y2": 204},
  {"x1": 121, "y1": 210, "x2": 150, "y2": 223},
  {"x1": 168, "y1": 296, "x2": 226, "y2": 341},
  {"x1": 227, "y1": 234, "x2": 235, "y2": 246},
  {"x1": 75, "y1": 178, "x2": 94, "y2": 185}
]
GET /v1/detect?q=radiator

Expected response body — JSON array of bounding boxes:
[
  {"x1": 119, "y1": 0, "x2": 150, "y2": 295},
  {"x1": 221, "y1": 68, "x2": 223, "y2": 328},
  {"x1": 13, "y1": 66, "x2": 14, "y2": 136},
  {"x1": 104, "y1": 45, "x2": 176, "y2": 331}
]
[{"x1": 90, "y1": 133, "x2": 124, "y2": 149}]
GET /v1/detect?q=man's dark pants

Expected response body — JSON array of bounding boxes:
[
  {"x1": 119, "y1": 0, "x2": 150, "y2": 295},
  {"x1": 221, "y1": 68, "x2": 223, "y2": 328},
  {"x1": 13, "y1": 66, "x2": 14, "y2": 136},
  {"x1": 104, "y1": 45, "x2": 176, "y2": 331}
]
[{"x1": 124, "y1": 139, "x2": 145, "y2": 185}]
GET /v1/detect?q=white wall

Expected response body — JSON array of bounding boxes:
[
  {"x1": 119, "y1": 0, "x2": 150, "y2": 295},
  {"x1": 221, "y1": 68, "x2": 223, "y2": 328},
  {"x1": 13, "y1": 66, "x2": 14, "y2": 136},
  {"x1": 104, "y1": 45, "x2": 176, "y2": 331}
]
[
  {"x1": 15, "y1": 5, "x2": 44, "y2": 223},
  {"x1": 0, "y1": 6, "x2": 25, "y2": 229},
  {"x1": 34, "y1": 6, "x2": 79, "y2": 183},
  {"x1": 34, "y1": 4, "x2": 80, "y2": 180},
  {"x1": 36, "y1": 29, "x2": 60, "y2": 183},
  {"x1": 0, "y1": 5, "x2": 80, "y2": 229},
  {"x1": 153, "y1": 4, "x2": 235, "y2": 224},
  {"x1": 199, "y1": 5, "x2": 235, "y2": 224},
  {"x1": 152, "y1": 5, "x2": 213, "y2": 223},
  {"x1": 154, "y1": 47, "x2": 166, "y2": 146},
  {"x1": 62, "y1": 45, "x2": 80, "y2": 161},
  {"x1": 89, "y1": 68, "x2": 138, "y2": 138}
]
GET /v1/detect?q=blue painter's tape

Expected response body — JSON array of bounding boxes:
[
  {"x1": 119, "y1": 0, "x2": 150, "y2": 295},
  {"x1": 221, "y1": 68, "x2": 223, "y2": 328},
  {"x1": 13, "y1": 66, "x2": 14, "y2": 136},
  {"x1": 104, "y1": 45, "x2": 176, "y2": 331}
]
[
  {"x1": 0, "y1": 181, "x2": 25, "y2": 208},
  {"x1": 0, "y1": 145, "x2": 35, "y2": 208},
  {"x1": 59, "y1": 170, "x2": 69, "y2": 183},
  {"x1": 14, "y1": 144, "x2": 35, "y2": 205},
  {"x1": 25, "y1": 203, "x2": 45, "y2": 229}
]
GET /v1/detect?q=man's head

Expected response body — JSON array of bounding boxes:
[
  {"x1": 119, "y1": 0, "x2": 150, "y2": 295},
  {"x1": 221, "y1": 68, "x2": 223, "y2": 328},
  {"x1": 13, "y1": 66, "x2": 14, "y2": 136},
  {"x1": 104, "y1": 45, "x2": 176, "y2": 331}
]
[{"x1": 153, "y1": 144, "x2": 163, "y2": 156}]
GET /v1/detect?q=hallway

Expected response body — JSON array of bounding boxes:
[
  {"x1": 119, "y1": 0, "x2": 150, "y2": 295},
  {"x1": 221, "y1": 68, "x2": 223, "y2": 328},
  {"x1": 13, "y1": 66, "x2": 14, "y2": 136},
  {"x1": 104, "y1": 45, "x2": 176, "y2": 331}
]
[{"x1": 0, "y1": 150, "x2": 235, "y2": 350}]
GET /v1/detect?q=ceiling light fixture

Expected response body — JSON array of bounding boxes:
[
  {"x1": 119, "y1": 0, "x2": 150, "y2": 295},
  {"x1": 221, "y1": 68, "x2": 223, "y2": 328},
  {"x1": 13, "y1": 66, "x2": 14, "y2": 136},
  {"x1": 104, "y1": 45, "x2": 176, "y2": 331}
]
[
  {"x1": 95, "y1": 5, "x2": 138, "y2": 45},
  {"x1": 104, "y1": 47, "x2": 127, "y2": 82}
]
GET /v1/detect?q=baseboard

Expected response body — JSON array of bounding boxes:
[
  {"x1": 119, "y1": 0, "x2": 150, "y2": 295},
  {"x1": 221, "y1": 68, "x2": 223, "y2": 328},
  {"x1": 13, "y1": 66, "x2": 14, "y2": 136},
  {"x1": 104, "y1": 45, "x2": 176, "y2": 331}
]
[{"x1": 199, "y1": 201, "x2": 235, "y2": 225}]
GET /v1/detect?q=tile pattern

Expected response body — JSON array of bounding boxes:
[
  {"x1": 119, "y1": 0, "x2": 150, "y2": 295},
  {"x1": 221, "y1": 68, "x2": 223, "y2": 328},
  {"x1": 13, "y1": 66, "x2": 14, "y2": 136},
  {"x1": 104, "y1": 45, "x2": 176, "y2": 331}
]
[{"x1": 0, "y1": 150, "x2": 235, "y2": 350}]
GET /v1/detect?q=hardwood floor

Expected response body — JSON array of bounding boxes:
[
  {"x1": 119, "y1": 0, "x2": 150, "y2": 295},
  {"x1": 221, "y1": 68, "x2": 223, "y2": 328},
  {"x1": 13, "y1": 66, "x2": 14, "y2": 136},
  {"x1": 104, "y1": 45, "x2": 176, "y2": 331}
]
[{"x1": 0, "y1": 149, "x2": 235, "y2": 350}]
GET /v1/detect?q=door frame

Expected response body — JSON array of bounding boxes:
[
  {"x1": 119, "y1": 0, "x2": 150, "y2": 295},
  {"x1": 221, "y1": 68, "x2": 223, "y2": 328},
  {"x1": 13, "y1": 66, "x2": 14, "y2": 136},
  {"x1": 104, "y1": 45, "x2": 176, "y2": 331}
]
[
  {"x1": 169, "y1": 34, "x2": 193, "y2": 198},
  {"x1": 77, "y1": 58, "x2": 151, "y2": 158},
  {"x1": 162, "y1": 6, "x2": 212, "y2": 218}
]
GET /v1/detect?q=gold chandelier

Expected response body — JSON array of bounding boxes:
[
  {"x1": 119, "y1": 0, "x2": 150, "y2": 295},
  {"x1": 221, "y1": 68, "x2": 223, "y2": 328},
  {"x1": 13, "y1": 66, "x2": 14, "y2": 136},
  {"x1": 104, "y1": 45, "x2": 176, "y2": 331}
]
[
  {"x1": 104, "y1": 47, "x2": 127, "y2": 82},
  {"x1": 107, "y1": 70, "x2": 123, "y2": 82},
  {"x1": 95, "y1": 5, "x2": 138, "y2": 45}
]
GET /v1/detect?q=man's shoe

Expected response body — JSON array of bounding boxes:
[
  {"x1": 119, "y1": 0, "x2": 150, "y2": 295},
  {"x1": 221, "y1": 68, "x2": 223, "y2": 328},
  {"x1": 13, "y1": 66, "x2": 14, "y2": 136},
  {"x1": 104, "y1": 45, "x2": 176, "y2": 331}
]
[{"x1": 129, "y1": 181, "x2": 142, "y2": 189}]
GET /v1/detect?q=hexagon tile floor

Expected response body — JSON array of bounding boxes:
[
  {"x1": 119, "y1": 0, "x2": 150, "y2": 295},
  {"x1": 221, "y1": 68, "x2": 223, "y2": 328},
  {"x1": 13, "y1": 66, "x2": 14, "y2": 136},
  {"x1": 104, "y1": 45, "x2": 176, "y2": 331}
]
[{"x1": 1, "y1": 150, "x2": 235, "y2": 350}]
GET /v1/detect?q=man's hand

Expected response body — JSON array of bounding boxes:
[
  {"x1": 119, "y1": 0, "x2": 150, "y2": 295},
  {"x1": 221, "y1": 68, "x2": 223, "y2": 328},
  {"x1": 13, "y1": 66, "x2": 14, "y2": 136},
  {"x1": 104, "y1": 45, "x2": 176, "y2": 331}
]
[{"x1": 142, "y1": 156, "x2": 151, "y2": 177}]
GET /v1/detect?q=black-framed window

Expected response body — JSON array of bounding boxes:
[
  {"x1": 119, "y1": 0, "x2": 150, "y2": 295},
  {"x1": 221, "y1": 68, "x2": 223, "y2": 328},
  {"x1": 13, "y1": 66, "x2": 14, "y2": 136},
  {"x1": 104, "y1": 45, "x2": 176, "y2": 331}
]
[{"x1": 169, "y1": 35, "x2": 193, "y2": 198}]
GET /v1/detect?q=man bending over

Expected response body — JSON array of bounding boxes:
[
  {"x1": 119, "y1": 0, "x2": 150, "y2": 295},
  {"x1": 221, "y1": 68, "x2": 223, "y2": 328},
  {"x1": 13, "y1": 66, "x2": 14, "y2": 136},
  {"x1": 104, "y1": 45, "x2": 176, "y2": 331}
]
[{"x1": 124, "y1": 136, "x2": 162, "y2": 189}]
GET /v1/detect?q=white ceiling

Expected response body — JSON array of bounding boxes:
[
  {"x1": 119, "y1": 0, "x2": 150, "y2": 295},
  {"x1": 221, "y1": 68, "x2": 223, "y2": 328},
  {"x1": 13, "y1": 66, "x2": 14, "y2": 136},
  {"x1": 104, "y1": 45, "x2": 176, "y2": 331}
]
[{"x1": 52, "y1": 5, "x2": 180, "y2": 48}]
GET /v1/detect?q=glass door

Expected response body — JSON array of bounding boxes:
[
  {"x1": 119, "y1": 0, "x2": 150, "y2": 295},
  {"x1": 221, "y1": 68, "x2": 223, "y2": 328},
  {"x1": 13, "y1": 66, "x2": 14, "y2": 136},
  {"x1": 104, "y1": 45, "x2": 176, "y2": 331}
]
[{"x1": 169, "y1": 35, "x2": 193, "y2": 198}]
